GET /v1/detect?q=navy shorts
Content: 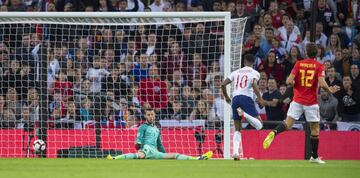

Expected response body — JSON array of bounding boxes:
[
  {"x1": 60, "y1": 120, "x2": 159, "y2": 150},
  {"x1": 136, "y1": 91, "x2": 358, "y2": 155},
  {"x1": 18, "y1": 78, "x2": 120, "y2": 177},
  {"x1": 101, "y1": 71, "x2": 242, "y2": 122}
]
[{"x1": 231, "y1": 95, "x2": 259, "y2": 120}]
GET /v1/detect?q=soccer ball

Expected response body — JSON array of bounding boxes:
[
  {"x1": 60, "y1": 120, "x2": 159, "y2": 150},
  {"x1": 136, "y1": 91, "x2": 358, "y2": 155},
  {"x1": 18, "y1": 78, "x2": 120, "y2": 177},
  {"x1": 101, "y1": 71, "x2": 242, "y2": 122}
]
[{"x1": 33, "y1": 139, "x2": 46, "y2": 152}]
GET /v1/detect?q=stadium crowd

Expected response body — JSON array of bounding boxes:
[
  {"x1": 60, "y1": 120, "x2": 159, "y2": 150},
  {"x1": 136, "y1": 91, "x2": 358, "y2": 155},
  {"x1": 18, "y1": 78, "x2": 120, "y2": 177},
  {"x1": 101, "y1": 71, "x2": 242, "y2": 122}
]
[{"x1": 0, "y1": 0, "x2": 359, "y2": 131}]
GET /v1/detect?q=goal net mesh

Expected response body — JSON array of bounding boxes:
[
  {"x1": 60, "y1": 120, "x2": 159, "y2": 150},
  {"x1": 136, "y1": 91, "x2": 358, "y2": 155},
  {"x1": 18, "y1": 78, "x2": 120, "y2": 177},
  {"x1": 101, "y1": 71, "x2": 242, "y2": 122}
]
[{"x1": 0, "y1": 15, "x2": 246, "y2": 158}]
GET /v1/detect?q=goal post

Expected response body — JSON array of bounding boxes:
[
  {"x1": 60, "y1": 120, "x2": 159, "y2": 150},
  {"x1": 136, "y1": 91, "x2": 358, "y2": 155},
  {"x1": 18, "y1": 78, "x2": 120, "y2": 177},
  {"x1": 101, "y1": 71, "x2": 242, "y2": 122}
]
[{"x1": 0, "y1": 12, "x2": 246, "y2": 159}]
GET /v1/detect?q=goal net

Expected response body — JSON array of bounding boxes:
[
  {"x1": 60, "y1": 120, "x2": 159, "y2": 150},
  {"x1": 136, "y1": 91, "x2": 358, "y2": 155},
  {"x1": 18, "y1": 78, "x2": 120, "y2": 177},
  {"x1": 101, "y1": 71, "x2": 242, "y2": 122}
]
[{"x1": 0, "y1": 12, "x2": 246, "y2": 159}]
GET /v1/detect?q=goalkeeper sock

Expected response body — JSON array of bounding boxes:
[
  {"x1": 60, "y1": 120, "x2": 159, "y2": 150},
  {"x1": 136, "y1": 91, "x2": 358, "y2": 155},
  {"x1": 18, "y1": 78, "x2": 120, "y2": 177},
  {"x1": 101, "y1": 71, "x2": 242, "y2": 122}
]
[
  {"x1": 243, "y1": 112, "x2": 263, "y2": 130},
  {"x1": 232, "y1": 131, "x2": 241, "y2": 156},
  {"x1": 175, "y1": 154, "x2": 197, "y2": 160},
  {"x1": 273, "y1": 122, "x2": 287, "y2": 135},
  {"x1": 310, "y1": 136, "x2": 319, "y2": 159},
  {"x1": 114, "y1": 153, "x2": 138, "y2": 160}
]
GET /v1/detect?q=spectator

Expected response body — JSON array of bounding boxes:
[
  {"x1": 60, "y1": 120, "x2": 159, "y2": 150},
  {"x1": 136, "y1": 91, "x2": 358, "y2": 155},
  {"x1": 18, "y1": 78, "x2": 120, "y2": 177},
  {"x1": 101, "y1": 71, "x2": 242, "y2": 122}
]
[
  {"x1": 269, "y1": 1, "x2": 283, "y2": 29},
  {"x1": 278, "y1": 20, "x2": 301, "y2": 52},
  {"x1": 86, "y1": 56, "x2": 110, "y2": 93},
  {"x1": 0, "y1": 95, "x2": 5, "y2": 124},
  {"x1": 189, "y1": 99, "x2": 209, "y2": 120},
  {"x1": 80, "y1": 97, "x2": 93, "y2": 121},
  {"x1": 257, "y1": 27, "x2": 274, "y2": 59},
  {"x1": 101, "y1": 63, "x2": 130, "y2": 100},
  {"x1": 118, "y1": 0, "x2": 139, "y2": 11},
  {"x1": 332, "y1": 22, "x2": 351, "y2": 48},
  {"x1": 334, "y1": 48, "x2": 352, "y2": 77},
  {"x1": 318, "y1": 88, "x2": 339, "y2": 123},
  {"x1": 260, "y1": 13, "x2": 274, "y2": 38},
  {"x1": 19, "y1": 105, "x2": 31, "y2": 129},
  {"x1": 181, "y1": 85, "x2": 195, "y2": 117},
  {"x1": 271, "y1": 38, "x2": 287, "y2": 63},
  {"x1": 326, "y1": 33, "x2": 342, "y2": 62},
  {"x1": 205, "y1": 61, "x2": 221, "y2": 85},
  {"x1": 187, "y1": 53, "x2": 207, "y2": 82},
  {"x1": 162, "y1": 100, "x2": 186, "y2": 120},
  {"x1": 209, "y1": 88, "x2": 225, "y2": 122},
  {"x1": 62, "y1": 101, "x2": 79, "y2": 129},
  {"x1": 351, "y1": 48, "x2": 360, "y2": 68},
  {"x1": 254, "y1": 78, "x2": 267, "y2": 120},
  {"x1": 27, "y1": 87, "x2": 39, "y2": 123},
  {"x1": 49, "y1": 91, "x2": 66, "y2": 116},
  {"x1": 335, "y1": 76, "x2": 360, "y2": 121},
  {"x1": 101, "y1": 91, "x2": 117, "y2": 127},
  {"x1": 1, "y1": 108, "x2": 16, "y2": 128},
  {"x1": 48, "y1": 107, "x2": 62, "y2": 128},
  {"x1": 234, "y1": 1, "x2": 252, "y2": 34},
  {"x1": 114, "y1": 29, "x2": 127, "y2": 62},
  {"x1": 49, "y1": 70, "x2": 73, "y2": 102},
  {"x1": 5, "y1": 87, "x2": 22, "y2": 120},
  {"x1": 282, "y1": 46, "x2": 301, "y2": 77},
  {"x1": 316, "y1": 0, "x2": 336, "y2": 36},
  {"x1": 149, "y1": 0, "x2": 164, "y2": 12},
  {"x1": 2, "y1": 60, "x2": 22, "y2": 95},
  {"x1": 97, "y1": 0, "x2": 113, "y2": 11},
  {"x1": 171, "y1": 70, "x2": 185, "y2": 88},
  {"x1": 138, "y1": 64, "x2": 168, "y2": 113},
  {"x1": 342, "y1": 17, "x2": 358, "y2": 42},
  {"x1": 316, "y1": 44, "x2": 329, "y2": 64},
  {"x1": 326, "y1": 66, "x2": 342, "y2": 87},
  {"x1": 263, "y1": 78, "x2": 284, "y2": 127},
  {"x1": 335, "y1": 0, "x2": 349, "y2": 25},
  {"x1": 350, "y1": 64, "x2": 360, "y2": 89},
  {"x1": 161, "y1": 42, "x2": 187, "y2": 81},
  {"x1": 130, "y1": 53, "x2": 151, "y2": 83},
  {"x1": 314, "y1": 22, "x2": 328, "y2": 48},
  {"x1": 145, "y1": 31, "x2": 160, "y2": 56},
  {"x1": 261, "y1": 51, "x2": 283, "y2": 82}
]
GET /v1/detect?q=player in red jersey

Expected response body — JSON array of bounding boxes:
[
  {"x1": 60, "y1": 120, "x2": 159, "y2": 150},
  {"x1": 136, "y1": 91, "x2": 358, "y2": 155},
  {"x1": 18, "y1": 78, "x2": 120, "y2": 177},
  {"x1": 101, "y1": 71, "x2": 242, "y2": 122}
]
[{"x1": 262, "y1": 43, "x2": 340, "y2": 164}]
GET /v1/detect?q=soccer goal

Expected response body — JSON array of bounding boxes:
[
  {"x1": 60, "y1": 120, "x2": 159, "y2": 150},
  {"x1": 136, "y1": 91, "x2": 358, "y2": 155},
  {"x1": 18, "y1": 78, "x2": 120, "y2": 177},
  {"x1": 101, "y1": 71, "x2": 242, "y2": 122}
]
[{"x1": 0, "y1": 12, "x2": 246, "y2": 159}]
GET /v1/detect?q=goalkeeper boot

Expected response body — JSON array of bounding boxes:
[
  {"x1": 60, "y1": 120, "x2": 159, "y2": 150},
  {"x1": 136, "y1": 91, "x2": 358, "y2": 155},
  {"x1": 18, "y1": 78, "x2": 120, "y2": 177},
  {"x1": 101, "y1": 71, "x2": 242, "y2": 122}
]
[
  {"x1": 107, "y1": 155, "x2": 114, "y2": 160},
  {"x1": 199, "y1": 151, "x2": 213, "y2": 160},
  {"x1": 309, "y1": 156, "x2": 326, "y2": 164},
  {"x1": 263, "y1": 131, "x2": 275, "y2": 150}
]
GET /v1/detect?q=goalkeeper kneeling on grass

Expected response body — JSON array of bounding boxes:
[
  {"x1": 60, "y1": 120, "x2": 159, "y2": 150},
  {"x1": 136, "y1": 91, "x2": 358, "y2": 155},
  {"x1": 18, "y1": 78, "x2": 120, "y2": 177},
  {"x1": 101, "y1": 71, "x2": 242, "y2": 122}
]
[{"x1": 107, "y1": 108, "x2": 213, "y2": 160}]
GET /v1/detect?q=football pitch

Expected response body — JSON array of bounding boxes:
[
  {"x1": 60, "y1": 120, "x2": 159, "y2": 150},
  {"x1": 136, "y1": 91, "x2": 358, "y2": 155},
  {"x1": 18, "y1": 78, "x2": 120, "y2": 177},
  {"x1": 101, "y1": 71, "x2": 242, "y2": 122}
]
[{"x1": 0, "y1": 159, "x2": 359, "y2": 178}]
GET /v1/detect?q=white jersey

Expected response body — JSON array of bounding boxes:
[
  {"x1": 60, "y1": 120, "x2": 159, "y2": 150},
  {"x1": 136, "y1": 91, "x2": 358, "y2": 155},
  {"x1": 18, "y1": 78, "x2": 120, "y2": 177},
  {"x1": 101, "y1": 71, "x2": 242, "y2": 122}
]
[{"x1": 227, "y1": 66, "x2": 260, "y2": 98}]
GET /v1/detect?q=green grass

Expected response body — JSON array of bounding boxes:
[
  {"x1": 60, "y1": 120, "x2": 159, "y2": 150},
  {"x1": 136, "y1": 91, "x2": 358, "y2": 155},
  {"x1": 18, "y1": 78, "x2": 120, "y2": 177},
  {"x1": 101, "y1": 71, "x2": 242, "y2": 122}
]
[{"x1": 0, "y1": 159, "x2": 359, "y2": 178}]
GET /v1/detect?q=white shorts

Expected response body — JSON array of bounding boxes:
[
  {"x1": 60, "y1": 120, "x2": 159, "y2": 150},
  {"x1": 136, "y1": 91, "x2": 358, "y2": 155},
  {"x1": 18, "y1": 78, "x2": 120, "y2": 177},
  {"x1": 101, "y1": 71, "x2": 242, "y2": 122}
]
[{"x1": 287, "y1": 101, "x2": 320, "y2": 122}]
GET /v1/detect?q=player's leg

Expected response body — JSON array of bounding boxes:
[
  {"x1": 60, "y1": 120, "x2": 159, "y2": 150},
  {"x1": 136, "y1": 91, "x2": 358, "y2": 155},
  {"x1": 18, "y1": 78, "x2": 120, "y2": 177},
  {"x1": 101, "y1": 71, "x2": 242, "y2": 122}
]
[
  {"x1": 235, "y1": 95, "x2": 263, "y2": 130},
  {"x1": 232, "y1": 119, "x2": 243, "y2": 160},
  {"x1": 305, "y1": 104, "x2": 325, "y2": 164},
  {"x1": 108, "y1": 151, "x2": 145, "y2": 160},
  {"x1": 231, "y1": 98, "x2": 244, "y2": 160},
  {"x1": 263, "y1": 101, "x2": 303, "y2": 149},
  {"x1": 166, "y1": 151, "x2": 213, "y2": 160}
]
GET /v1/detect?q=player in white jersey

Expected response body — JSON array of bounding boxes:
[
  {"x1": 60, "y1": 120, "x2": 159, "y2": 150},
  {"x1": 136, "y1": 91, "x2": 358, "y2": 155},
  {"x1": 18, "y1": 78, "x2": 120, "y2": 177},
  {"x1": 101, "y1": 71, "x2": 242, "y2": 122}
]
[{"x1": 221, "y1": 54, "x2": 266, "y2": 160}]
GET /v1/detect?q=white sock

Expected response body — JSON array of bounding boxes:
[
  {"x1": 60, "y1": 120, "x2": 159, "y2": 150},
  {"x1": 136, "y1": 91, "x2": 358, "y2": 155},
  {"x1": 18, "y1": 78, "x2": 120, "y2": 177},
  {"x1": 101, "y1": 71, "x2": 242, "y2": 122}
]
[
  {"x1": 233, "y1": 131, "x2": 241, "y2": 156},
  {"x1": 243, "y1": 112, "x2": 263, "y2": 130}
]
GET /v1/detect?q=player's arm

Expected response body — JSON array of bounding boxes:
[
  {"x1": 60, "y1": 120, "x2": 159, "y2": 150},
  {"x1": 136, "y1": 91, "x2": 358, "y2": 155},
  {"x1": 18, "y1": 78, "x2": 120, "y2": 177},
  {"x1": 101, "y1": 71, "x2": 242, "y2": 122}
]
[
  {"x1": 157, "y1": 131, "x2": 166, "y2": 153},
  {"x1": 135, "y1": 125, "x2": 145, "y2": 150},
  {"x1": 286, "y1": 74, "x2": 296, "y2": 86},
  {"x1": 221, "y1": 78, "x2": 232, "y2": 104},
  {"x1": 252, "y1": 78, "x2": 265, "y2": 106}
]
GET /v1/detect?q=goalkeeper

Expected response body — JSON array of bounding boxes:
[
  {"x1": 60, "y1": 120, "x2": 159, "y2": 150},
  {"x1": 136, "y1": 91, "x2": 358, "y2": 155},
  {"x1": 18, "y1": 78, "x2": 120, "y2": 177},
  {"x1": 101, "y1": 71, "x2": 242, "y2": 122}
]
[{"x1": 107, "y1": 108, "x2": 213, "y2": 160}]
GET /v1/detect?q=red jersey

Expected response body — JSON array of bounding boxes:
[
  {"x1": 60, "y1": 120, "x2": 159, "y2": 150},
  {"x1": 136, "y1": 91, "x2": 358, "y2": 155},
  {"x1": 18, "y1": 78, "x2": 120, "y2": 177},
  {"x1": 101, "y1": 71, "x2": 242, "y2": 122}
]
[{"x1": 291, "y1": 59, "x2": 325, "y2": 106}]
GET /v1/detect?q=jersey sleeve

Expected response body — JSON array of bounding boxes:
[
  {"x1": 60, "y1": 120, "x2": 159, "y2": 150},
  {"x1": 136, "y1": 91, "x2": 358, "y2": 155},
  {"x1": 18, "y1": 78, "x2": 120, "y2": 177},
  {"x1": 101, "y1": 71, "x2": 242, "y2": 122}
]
[
  {"x1": 227, "y1": 71, "x2": 236, "y2": 81},
  {"x1": 253, "y1": 71, "x2": 260, "y2": 83},
  {"x1": 290, "y1": 62, "x2": 300, "y2": 76},
  {"x1": 136, "y1": 125, "x2": 146, "y2": 145},
  {"x1": 318, "y1": 63, "x2": 325, "y2": 77}
]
